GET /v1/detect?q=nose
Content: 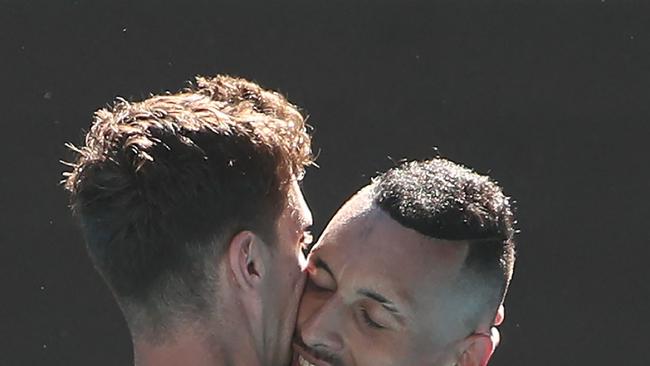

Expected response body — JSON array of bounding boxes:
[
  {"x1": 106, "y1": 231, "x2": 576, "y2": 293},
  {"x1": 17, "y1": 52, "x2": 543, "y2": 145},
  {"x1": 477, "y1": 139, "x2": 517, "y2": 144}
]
[{"x1": 299, "y1": 294, "x2": 344, "y2": 353}]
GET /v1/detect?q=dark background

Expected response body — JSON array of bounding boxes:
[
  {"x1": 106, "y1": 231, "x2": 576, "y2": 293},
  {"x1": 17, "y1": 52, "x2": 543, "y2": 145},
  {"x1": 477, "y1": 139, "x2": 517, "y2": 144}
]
[{"x1": 3, "y1": 0, "x2": 649, "y2": 365}]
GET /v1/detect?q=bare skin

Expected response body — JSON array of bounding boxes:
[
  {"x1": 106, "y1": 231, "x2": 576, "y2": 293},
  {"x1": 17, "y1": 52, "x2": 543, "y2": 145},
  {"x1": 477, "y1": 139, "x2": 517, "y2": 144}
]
[
  {"x1": 133, "y1": 180, "x2": 313, "y2": 366},
  {"x1": 292, "y1": 187, "x2": 501, "y2": 366}
]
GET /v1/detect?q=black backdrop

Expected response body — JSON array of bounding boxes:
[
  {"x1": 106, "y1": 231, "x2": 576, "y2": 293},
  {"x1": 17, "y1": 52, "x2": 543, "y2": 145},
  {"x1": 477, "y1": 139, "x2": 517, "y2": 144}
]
[{"x1": 3, "y1": 1, "x2": 650, "y2": 365}]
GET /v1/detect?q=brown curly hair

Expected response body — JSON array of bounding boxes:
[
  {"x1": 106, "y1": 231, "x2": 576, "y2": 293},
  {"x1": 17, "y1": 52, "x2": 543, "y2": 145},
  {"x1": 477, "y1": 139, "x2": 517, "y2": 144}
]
[{"x1": 63, "y1": 75, "x2": 313, "y2": 326}]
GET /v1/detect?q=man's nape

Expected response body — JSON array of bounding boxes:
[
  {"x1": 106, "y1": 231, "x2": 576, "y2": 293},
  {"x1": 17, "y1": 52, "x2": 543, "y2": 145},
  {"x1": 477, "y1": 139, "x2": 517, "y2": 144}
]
[{"x1": 64, "y1": 74, "x2": 314, "y2": 366}]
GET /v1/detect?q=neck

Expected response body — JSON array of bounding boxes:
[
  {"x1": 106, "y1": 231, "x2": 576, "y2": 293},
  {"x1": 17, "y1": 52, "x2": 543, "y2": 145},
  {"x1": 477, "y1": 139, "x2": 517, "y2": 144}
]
[
  {"x1": 134, "y1": 330, "x2": 213, "y2": 366},
  {"x1": 132, "y1": 317, "x2": 262, "y2": 366}
]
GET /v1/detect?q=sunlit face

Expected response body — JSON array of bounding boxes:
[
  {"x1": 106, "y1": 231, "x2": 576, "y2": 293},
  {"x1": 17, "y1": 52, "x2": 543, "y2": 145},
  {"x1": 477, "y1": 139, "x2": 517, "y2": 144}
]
[
  {"x1": 265, "y1": 179, "x2": 314, "y2": 366},
  {"x1": 292, "y1": 195, "x2": 471, "y2": 366}
]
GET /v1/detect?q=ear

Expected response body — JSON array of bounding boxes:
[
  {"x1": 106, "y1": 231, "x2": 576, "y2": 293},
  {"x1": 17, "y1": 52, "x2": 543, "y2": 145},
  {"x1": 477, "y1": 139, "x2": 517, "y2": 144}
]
[
  {"x1": 455, "y1": 333, "x2": 497, "y2": 366},
  {"x1": 494, "y1": 304, "x2": 505, "y2": 326},
  {"x1": 227, "y1": 230, "x2": 267, "y2": 290}
]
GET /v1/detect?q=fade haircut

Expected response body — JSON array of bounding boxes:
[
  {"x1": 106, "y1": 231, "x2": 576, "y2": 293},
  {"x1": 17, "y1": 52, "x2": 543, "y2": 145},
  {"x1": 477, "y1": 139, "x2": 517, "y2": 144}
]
[
  {"x1": 371, "y1": 158, "x2": 516, "y2": 329},
  {"x1": 63, "y1": 75, "x2": 313, "y2": 332}
]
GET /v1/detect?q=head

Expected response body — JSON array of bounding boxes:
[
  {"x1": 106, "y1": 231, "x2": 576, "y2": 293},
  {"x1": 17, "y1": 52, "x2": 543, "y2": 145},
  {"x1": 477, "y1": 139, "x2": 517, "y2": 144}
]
[
  {"x1": 294, "y1": 158, "x2": 516, "y2": 366},
  {"x1": 63, "y1": 75, "x2": 313, "y2": 365}
]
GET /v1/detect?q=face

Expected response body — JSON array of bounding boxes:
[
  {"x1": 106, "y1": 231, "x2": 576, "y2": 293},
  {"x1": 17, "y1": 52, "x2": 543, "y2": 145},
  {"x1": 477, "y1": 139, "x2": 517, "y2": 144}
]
[
  {"x1": 292, "y1": 195, "x2": 471, "y2": 366},
  {"x1": 264, "y1": 179, "x2": 314, "y2": 366}
]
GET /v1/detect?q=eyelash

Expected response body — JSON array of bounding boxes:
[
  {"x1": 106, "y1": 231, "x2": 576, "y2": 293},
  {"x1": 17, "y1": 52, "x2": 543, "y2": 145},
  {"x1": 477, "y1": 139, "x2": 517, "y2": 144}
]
[{"x1": 360, "y1": 308, "x2": 384, "y2": 329}]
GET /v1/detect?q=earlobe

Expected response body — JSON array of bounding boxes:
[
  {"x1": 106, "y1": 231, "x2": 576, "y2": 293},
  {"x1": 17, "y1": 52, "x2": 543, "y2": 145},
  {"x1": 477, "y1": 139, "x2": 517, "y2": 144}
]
[
  {"x1": 494, "y1": 304, "x2": 504, "y2": 326},
  {"x1": 228, "y1": 231, "x2": 266, "y2": 290},
  {"x1": 457, "y1": 333, "x2": 496, "y2": 366}
]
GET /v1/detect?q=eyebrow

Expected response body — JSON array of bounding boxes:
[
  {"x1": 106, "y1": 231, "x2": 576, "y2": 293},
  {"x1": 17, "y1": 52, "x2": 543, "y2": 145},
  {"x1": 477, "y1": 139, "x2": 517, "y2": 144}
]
[
  {"x1": 315, "y1": 258, "x2": 400, "y2": 314},
  {"x1": 358, "y1": 288, "x2": 400, "y2": 314},
  {"x1": 314, "y1": 258, "x2": 406, "y2": 323}
]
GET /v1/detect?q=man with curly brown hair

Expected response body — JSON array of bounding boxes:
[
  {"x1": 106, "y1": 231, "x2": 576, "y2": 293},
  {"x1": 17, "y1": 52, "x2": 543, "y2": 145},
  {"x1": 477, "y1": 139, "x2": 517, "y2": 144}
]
[{"x1": 63, "y1": 75, "x2": 314, "y2": 366}]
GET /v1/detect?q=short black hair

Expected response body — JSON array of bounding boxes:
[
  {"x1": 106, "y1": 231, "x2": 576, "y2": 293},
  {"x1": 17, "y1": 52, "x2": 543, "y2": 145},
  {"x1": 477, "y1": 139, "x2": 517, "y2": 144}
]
[
  {"x1": 372, "y1": 158, "x2": 516, "y2": 326},
  {"x1": 63, "y1": 75, "x2": 313, "y2": 333}
]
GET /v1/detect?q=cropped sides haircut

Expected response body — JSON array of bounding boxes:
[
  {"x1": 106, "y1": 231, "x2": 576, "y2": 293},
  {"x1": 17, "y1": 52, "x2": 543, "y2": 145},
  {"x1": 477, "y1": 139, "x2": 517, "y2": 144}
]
[
  {"x1": 371, "y1": 158, "x2": 516, "y2": 329},
  {"x1": 63, "y1": 75, "x2": 313, "y2": 329}
]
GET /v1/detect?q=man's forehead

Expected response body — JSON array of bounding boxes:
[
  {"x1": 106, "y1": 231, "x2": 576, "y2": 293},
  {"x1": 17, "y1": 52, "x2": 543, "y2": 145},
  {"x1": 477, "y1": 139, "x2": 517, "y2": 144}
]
[
  {"x1": 313, "y1": 206, "x2": 468, "y2": 304},
  {"x1": 320, "y1": 203, "x2": 467, "y2": 262},
  {"x1": 328, "y1": 186, "x2": 376, "y2": 224}
]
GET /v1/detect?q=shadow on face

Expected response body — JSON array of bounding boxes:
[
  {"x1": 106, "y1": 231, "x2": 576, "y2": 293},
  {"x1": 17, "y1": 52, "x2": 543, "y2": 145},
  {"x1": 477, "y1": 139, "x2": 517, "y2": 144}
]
[
  {"x1": 292, "y1": 192, "x2": 477, "y2": 366},
  {"x1": 260, "y1": 180, "x2": 313, "y2": 365}
]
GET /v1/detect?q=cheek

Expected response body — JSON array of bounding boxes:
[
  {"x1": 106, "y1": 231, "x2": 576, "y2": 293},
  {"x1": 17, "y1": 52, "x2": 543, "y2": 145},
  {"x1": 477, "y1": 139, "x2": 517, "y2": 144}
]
[
  {"x1": 269, "y1": 242, "x2": 305, "y2": 298},
  {"x1": 351, "y1": 337, "x2": 420, "y2": 366},
  {"x1": 281, "y1": 230, "x2": 305, "y2": 265},
  {"x1": 277, "y1": 233, "x2": 303, "y2": 271},
  {"x1": 292, "y1": 269, "x2": 307, "y2": 296},
  {"x1": 346, "y1": 314, "x2": 424, "y2": 364},
  {"x1": 296, "y1": 288, "x2": 323, "y2": 326},
  {"x1": 279, "y1": 257, "x2": 305, "y2": 297}
]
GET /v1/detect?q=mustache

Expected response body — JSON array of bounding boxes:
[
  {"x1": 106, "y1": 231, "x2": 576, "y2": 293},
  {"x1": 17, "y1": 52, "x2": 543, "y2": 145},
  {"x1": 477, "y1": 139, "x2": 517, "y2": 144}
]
[{"x1": 293, "y1": 333, "x2": 345, "y2": 366}]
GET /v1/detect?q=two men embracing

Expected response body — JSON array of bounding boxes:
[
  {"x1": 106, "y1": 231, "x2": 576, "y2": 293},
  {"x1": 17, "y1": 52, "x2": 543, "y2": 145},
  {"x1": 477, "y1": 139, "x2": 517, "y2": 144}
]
[{"x1": 63, "y1": 75, "x2": 516, "y2": 366}]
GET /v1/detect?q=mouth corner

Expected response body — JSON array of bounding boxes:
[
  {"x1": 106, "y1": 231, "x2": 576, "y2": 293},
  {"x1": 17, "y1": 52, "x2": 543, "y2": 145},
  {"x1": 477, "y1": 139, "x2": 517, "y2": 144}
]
[
  {"x1": 292, "y1": 344, "x2": 317, "y2": 366},
  {"x1": 292, "y1": 340, "x2": 328, "y2": 366},
  {"x1": 296, "y1": 353, "x2": 316, "y2": 366}
]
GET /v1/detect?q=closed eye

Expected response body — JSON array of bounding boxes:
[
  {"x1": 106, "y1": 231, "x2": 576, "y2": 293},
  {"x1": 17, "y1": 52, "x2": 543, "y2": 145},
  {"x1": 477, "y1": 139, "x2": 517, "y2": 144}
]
[
  {"x1": 306, "y1": 257, "x2": 337, "y2": 292},
  {"x1": 360, "y1": 308, "x2": 385, "y2": 329},
  {"x1": 305, "y1": 276, "x2": 332, "y2": 293}
]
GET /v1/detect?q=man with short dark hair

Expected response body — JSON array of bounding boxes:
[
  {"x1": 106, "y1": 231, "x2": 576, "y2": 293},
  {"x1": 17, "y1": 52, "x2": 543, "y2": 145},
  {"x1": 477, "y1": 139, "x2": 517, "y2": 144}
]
[
  {"x1": 64, "y1": 75, "x2": 314, "y2": 366},
  {"x1": 293, "y1": 158, "x2": 515, "y2": 366}
]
